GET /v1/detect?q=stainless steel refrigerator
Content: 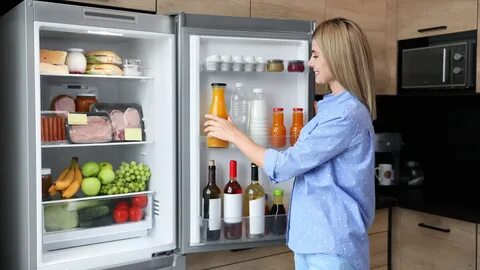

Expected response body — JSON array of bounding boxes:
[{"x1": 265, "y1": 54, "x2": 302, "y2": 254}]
[{"x1": 0, "y1": 1, "x2": 314, "y2": 269}]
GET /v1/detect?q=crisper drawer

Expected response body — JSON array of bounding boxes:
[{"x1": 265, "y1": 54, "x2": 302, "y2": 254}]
[
  {"x1": 56, "y1": 0, "x2": 157, "y2": 12},
  {"x1": 392, "y1": 207, "x2": 476, "y2": 270},
  {"x1": 42, "y1": 191, "x2": 155, "y2": 251}
]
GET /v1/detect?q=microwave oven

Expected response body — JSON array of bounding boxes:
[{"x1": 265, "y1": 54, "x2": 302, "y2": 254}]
[{"x1": 401, "y1": 41, "x2": 475, "y2": 90}]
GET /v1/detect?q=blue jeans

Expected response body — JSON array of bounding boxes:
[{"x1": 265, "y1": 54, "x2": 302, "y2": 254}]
[{"x1": 294, "y1": 253, "x2": 356, "y2": 270}]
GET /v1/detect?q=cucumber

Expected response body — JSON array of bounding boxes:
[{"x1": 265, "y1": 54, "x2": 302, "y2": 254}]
[
  {"x1": 79, "y1": 215, "x2": 114, "y2": 228},
  {"x1": 78, "y1": 205, "x2": 110, "y2": 221}
]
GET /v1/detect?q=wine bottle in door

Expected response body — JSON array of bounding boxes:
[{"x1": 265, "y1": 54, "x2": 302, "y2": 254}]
[
  {"x1": 243, "y1": 163, "x2": 265, "y2": 239},
  {"x1": 270, "y1": 188, "x2": 287, "y2": 236},
  {"x1": 223, "y1": 160, "x2": 243, "y2": 240},
  {"x1": 202, "y1": 160, "x2": 221, "y2": 241}
]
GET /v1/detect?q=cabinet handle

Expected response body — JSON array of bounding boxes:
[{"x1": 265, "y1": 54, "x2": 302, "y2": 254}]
[
  {"x1": 418, "y1": 223, "x2": 451, "y2": 233},
  {"x1": 417, "y1": 26, "x2": 448, "y2": 33}
]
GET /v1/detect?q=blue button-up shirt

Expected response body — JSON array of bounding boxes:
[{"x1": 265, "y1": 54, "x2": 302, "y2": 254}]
[{"x1": 263, "y1": 90, "x2": 375, "y2": 270}]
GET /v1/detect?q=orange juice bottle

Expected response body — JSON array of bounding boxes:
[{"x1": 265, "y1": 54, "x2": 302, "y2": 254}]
[
  {"x1": 270, "y1": 108, "x2": 286, "y2": 148},
  {"x1": 290, "y1": 108, "x2": 304, "y2": 146},
  {"x1": 207, "y1": 83, "x2": 229, "y2": 148}
]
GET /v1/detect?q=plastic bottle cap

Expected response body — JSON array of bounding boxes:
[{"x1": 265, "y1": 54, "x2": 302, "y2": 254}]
[
  {"x1": 253, "y1": 88, "x2": 263, "y2": 93},
  {"x1": 273, "y1": 107, "x2": 284, "y2": 112},
  {"x1": 236, "y1": 82, "x2": 244, "y2": 88},
  {"x1": 41, "y1": 168, "x2": 51, "y2": 175},
  {"x1": 208, "y1": 160, "x2": 215, "y2": 166},
  {"x1": 293, "y1": 108, "x2": 304, "y2": 112},
  {"x1": 273, "y1": 188, "x2": 283, "y2": 196}
]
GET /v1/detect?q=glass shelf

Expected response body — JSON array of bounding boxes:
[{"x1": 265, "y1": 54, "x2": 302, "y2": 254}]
[
  {"x1": 42, "y1": 141, "x2": 153, "y2": 149},
  {"x1": 41, "y1": 73, "x2": 154, "y2": 80},
  {"x1": 199, "y1": 136, "x2": 292, "y2": 151}
]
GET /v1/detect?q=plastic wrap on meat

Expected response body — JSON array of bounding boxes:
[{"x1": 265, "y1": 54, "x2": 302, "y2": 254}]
[
  {"x1": 110, "y1": 110, "x2": 126, "y2": 141},
  {"x1": 124, "y1": 108, "x2": 141, "y2": 128},
  {"x1": 69, "y1": 116, "x2": 112, "y2": 143}
]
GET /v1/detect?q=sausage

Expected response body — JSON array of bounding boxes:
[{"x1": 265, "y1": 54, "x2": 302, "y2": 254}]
[
  {"x1": 47, "y1": 117, "x2": 53, "y2": 142},
  {"x1": 41, "y1": 117, "x2": 46, "y2": 142},
  {"x1": 52, "y1": 116, "x2": 58, "y2": 141},
  {"x1": 58, "y1": 117, "x2": 64, "y2": 141}
]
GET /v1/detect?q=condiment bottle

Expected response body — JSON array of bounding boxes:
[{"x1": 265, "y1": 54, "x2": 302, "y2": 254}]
[
  {"x1": 290, "y1": 108, "x2": 304, "y2": 146},
  {"x1": 42, "y1": 168, "x2": 52, "y2": 201},
  {"x1": 270, "y1": 188, "x2": 287, "y2": 236},
  {"x1": 207, "y1": 83, "x2": 229, "y2": 148},
  {"x1": 270, "y1": 108, "x2": 286, "y2": 148}
]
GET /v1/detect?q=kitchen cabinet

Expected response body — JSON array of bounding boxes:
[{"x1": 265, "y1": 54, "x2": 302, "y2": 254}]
[
  {"x1": 187, "y1": 209, "x2": 389, "y2": 269},
  {"x1": 59, "y1": 0, "x2": 157, "y2": 12},
  {"x1": 392, "y1": 207, "x2": 476, "y2": 270},
  {"x1": 157, "y1": 0, "x2": 250, "y2": 17},
  {"x1": 323, "y1": 0, "x2": 397, "y2": 95},
  {"x1": 250, "y1": 0, "x2": 325, "y2": 25},
  {"x1": 397, "y1": 0, "x2": 477, "y2": 40}
]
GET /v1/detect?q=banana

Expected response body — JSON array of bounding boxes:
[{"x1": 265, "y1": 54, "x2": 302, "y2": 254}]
[
  {"x1": 62, "y1": 158, "x2": 83, "y2": 199},
  {"x1": 52, "y1": 166, "x2": 70, "y2": 189},
  {"x1": 55, "y1": 158, "x2": 76, "y2": 191},
  {"x1": 48, "y1": 184, "x2": 58, "y2": 197}
]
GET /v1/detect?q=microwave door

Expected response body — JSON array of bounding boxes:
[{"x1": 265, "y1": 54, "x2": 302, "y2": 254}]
[{"x1": 402, "y1": 47, "x2": 449, "y2": 88}]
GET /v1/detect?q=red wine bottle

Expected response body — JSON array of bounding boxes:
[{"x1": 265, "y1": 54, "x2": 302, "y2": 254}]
[
  {"x1": 223, "y1": 160, "x2": 243, "y2": 240},
  {"x1": 202, "y1": 160, "x2": 221, "y2": 241}
]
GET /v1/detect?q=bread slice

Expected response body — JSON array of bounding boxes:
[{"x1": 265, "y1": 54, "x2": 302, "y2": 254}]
[
  {"x1": 85, "y1": 64, "x2": 123, "y2": 76},
  {"x1": 40, "y1": 63, "x2": 69, "y2": 75},
  {"x1": 40, "y1": 50, "x2": 67, "y2": 65},
  {"x1": 85, "y1": 50, "x2": 122, "y2": 65}
]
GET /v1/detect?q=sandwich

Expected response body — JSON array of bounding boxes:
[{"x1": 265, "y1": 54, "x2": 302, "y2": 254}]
[
  {"x1": 40, "y1": 63, "x2": 69, "y2": 75},
  {"x1": 85, "y1": 50, "x2": 122, "y2": 65},
  {"x1": 85, "y1": 64, "x2": 124, "y2": 76}
]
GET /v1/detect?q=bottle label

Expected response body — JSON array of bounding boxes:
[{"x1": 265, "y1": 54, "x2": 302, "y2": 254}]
[
  {"x1": 224, "y1": 194, "x2": 243, "y2": 223},
  {"x1": 208, "y1": 198, "x2": 221, "y2": 230},
  {"x1": 249, "y1": 197, "x2": 265, "y2": 235}
]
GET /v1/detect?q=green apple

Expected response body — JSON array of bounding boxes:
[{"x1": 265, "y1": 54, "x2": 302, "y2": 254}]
[
  {"x1": 98, "y1": 168, "x2": 115, "y2": 185},
  {"x1": 99, "y1": 161, "x2": 113, "y2": 171},
  {"x1": 82, "y1": 161, "x2": 100, "y2": 177},
  {"x1": 81, "y1": 177, "x2": 101, "y2": 196}
]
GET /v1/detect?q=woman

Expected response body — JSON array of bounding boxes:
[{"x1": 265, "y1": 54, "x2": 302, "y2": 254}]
[{"x1": 204, "y1": 18, "x2": 376, "y2": 270}]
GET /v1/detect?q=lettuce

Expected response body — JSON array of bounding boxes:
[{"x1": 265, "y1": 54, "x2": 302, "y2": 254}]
[{"x1": 44, "y1": 205, "x2": 78, "y2": 232}]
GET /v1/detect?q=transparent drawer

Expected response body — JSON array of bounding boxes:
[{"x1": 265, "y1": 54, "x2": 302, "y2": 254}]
[
  {"x1": 42, "y1": 191, "x2": 156, "y2": 251},
  {"x1": 200, "y1": 214, "x2": 287, "y2": 245}
]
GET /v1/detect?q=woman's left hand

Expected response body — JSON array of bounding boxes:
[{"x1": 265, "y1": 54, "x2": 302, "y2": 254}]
[{"x1": 204, "y1": 114, "x2": 241, "y2": 144}]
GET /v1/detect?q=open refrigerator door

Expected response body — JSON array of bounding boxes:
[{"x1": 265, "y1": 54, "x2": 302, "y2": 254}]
[
  {"x1": 177, "y1": 13, "x2": 315, "y2": 253},
  {"x1": 30, "y1": 2, "x2": 178, "y2": 269}
]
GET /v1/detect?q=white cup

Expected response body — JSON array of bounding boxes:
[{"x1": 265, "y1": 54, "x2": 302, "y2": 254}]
[{"x1": 375, "y1": 164, "x2": 393, "y2": 185}]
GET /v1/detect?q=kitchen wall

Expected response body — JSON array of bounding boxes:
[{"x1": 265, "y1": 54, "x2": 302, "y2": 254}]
[{"x1": 374, "y1": 94, "x2": 480, "y2": 207}]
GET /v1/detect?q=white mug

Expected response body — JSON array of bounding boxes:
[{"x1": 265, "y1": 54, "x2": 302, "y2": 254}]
[{"x1": 375, "y1": 164, "x2": 393, "y2": 185}]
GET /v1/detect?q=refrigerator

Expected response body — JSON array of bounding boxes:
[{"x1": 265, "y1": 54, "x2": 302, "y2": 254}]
[{"x1": 0, "y1": 1, "x2": 314, "y2": 269}]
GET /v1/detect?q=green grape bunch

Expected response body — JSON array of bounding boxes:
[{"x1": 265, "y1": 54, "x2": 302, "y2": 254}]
[{"x1": 100, "y1": 161, "x2": 151, "y2": 195}]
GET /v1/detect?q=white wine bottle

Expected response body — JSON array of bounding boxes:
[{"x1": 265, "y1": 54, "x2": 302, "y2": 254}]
[{"x1": 243, "y1": 163, "x2": 265, "y2": 239}]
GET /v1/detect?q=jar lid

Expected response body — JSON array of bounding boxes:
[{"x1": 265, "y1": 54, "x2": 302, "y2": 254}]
[
  {"x1": 42, "y1": 168, "x2": 51, "y2": 175},
  {"x1": 268, "y1": 59, "x2": 283, "y2": 64},
  {"x1": 76, "y1": 93, "x2": 97, "y2": 97},
  {"x1": 67, "y1": 48, "x2": 84, "y2": 53},
  {"x1": 293, "y1": 108, "x2": 304, "y2": 112},
  {"x1": 289, "y1": 60, "x2": 304, "y2": 64},
  {"x1": 273, "y1": 107, "x2": 284, "y2": 112},
  {"x1": 273, "y1": 188, "x2": 284, "y2": 196},
  {"x1": 211, "y1": 83, "x2": 227, "y2": 87}
]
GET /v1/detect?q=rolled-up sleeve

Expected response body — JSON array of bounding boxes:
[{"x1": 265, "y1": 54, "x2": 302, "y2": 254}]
[{"x1": 262, "y1": 114, "x2": 357, "y2": 183}]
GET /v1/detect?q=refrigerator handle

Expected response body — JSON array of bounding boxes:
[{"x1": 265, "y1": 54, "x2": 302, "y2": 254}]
[{"x1": 82, "y1": 8, "x2": 138, "y2": 24}]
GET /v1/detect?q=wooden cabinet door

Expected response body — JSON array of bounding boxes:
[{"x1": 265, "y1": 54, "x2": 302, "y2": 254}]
[
  {"x1": 392, "y1": 207, "x2": 476, "y2": 270},
  {"x1": 325, "y1": 0, "x2": 397, "y2": 95},
  {"x1": 60, "y1": 0, "x2": 157, "y2": 12},
  {"x1": 157, "y1": 0, "x2": 250, "y2": 17},
  {"x1": 251, "y1": 0, "x2": 325, "y2": 25},
  {"x1": 397, "y1": 0, "x2": 477, "y2": 40}
]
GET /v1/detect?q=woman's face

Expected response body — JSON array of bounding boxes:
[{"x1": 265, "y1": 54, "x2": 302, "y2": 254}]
[{"x1": 308, "y1": 39, "x2": 334, "y2": 85}]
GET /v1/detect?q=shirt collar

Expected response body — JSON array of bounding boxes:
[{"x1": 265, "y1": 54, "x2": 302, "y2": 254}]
[{"x1": 321, "y1": 90, "x2": 350, "y2": 103}]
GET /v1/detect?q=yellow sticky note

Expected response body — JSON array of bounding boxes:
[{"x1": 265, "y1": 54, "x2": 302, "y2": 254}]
[
  {"x1": 125, "y1": 128, "x2": 142, "y2": 141},
  {"x1": 67, "y1": 113, "x2": 88, "y2": 125}
]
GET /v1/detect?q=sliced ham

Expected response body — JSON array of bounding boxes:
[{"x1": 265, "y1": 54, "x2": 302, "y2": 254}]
[
  {"x1": 110, "y1": 110, "x2": 126, "y2": 141},
  {"x1": 69, "y1": 116, "x2": 112, "y2": 143},
  {"x1": 124, "y1": 108, "x2": 141, "y2": 128},
  {"x1": 51, "y1": 95, "x2": 75, "y2": 112}
]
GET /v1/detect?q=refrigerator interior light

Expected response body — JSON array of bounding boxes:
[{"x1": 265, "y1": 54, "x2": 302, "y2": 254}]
[{"x1": 87, "y1": 30, "x2": 124, "y2": 36}]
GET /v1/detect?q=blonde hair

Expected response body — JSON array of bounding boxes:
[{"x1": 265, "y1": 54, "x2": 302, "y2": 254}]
[{"x1": 314, "y1": 18, "x2": 376, "y2": 119}]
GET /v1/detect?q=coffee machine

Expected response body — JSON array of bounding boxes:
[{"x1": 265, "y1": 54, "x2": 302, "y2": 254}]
[{"x1": 375, "y1": 132, "x2": 403, "y2": 184}]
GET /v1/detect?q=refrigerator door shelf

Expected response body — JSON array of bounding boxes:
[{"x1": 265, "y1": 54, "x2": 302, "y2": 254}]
[{"x1": 42, "y1": 191, "x2": 155, "y2": 251}]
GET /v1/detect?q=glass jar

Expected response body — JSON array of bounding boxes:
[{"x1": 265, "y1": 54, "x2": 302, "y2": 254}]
[
  {"x1": 42, "y1": 168, "x2": 52, "y2": 200},
  {"x1": 75, "y1": 93, "x2": 98, "y2": 112},
  {"x1": 267, "y1": 59, "x2": 284, "y2": 72},
  {"x1": 66, "y1": 48, "x2": 87, "y2": 74},
  {"x1": 270, "y1": 108, "x2": 286, "y2": 148},
  {"x1": 123, "y1": 58, "x2": 143, "y2": 76},
  {"x1": 288, "y1": 60, "x2": 305, "y2": 72}
]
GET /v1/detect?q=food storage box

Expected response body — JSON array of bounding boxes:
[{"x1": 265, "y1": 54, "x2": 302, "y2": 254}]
[
  {"x1": 66, "y1": 112, "x2": 113, "y2": 144},
  {"x1": 41, "y1": 111, "x2": 68, "y2": 144}
]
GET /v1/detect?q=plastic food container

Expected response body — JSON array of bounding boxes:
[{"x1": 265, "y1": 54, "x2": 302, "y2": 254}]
[
  {"x1": 206, "y1": 54, "x2": 220, "y2": 71},
  {"x1": 220, "y1": 55, "x2": 232, "y2": 71},
  {"x1": 232, "y1": 56, "x2": 244, "y2": 71},
  {"x1": 267, "y1": 59, "x2": 284, "y2": 72},
  {"x1": 41, "y1": 112, "x2": 67, "y2": 144},
  {"x1": 244, "y1": 56, "x2": 256, "y2": 72},
  {"x1": 67, "y1": 112, "x2": 113, "y2": 144},
  {"x1": 123, "y1": 59, "x2": 143, "y2": 76},
  {"x1": 256, "y1": 57, "x2": 266, "y2": 72},
  {"x1": 288, "y1": 60, "x2": 305, "y2": 72}
]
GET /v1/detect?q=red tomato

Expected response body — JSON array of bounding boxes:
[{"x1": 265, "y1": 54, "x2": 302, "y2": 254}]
[
  {"x1": 115, "y1": 200, "x2": 129, "y2": 210},
  {"x1": 113, "y1": 208, "x2": 129, "y2": 223},
  {"x1": 129, "y1": 207, "x2": 144, "y2": 222},
  {"x1": 131, "y1": 195, "x2": 148, "y2": 209}
]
